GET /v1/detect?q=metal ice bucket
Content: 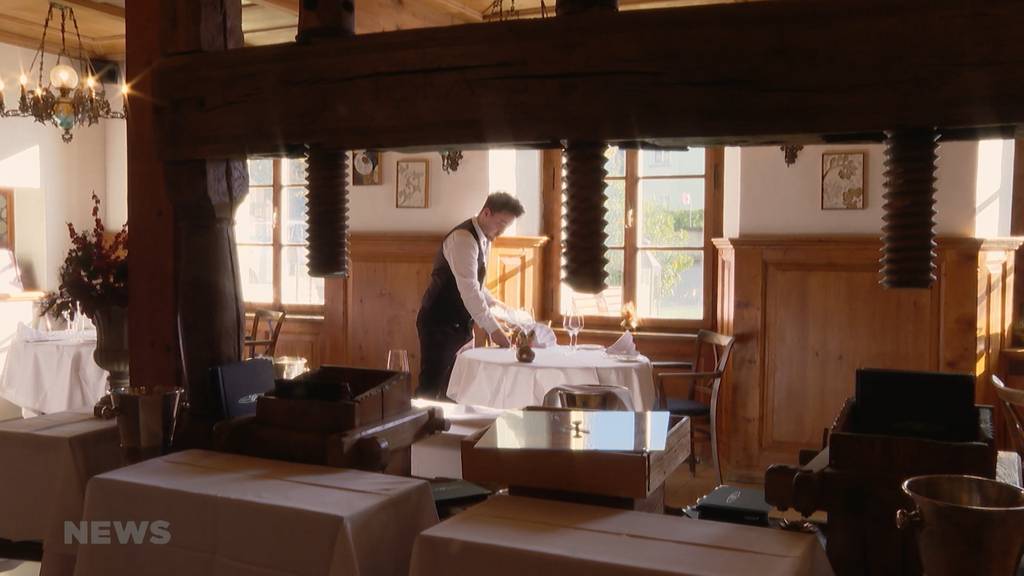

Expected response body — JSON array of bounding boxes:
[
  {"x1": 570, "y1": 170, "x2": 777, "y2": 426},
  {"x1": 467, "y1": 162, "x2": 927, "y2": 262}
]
[
  {"x1": 111, "y1": 386, "x2": 184, "y2": 463},
  {"x1": 896, "y1": 474, "x2": 1024, "y2": 576},
  {"x1": 542, "y1": 386, "x2": 630, "y2": 410}
]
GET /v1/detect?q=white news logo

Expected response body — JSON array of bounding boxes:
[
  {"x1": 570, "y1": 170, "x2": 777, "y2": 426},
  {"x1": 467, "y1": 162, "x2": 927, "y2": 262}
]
[{"x1": 64, "y1": 521, "x2": 171, "y2": 545}]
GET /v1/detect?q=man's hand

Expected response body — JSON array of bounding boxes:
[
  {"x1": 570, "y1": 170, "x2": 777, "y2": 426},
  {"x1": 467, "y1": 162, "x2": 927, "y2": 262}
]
[{"x1": 490, "y1": 329, "x2": 511, "y2": 348}]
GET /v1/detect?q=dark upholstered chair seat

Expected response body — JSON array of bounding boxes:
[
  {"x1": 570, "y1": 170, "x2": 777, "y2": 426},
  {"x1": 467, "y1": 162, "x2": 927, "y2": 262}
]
[{"x1": 665, "y1": 398, "x2": 710, "y2": 417}]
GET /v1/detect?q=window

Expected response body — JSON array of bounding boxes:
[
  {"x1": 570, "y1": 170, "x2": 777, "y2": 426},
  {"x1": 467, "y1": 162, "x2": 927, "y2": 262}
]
[
  {"x1": 0, "y1": 189, "x2": 12, "y2": 249},
  {"x1": 557, "y1": 147, "x2": 721, "y2": 328},
  {"x1": 235, "y1": 158, "x2": 325, "y2": 312}
]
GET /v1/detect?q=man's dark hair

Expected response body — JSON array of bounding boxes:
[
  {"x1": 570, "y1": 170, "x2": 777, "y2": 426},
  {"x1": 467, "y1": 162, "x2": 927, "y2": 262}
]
[{"x1": 483, "y1": 191, "x2": 525, "y2": 217}]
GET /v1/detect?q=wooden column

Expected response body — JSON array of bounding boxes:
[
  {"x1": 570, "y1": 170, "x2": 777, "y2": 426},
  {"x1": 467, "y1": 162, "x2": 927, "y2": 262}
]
[
  {"x1": 126, "y1": 1, "x2": 177, "y2": 393},
  {"x1": 160, "y1": 0, "x2": 248, "y2": 446},
  {"x1": 1012, "y1": 138, "x2": 1024, "y2": 329}
]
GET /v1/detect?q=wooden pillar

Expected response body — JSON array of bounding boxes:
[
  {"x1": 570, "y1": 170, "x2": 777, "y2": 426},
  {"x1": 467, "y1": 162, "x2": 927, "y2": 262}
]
[
  {"x1": 1012, "y1": 139, "x2": 1024, "y2": 332},
  {"x1": 126, "y1": 1, "x2": 177, "y2": 393},
  {"x1": 135, "y1": 0, "x2": 248, "y2": 446}
]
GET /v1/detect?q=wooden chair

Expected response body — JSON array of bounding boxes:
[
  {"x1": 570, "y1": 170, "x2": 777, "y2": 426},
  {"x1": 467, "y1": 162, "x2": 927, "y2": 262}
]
[
  {"x1": 654, "y1": 329, "x2": 735, "y2": 486},
  {"x1": 993, "y1": 375, "x2": 1024, "y2": 454},
  {"x1": 245, "y1": 309, "x2": 286, "y2": 359}
]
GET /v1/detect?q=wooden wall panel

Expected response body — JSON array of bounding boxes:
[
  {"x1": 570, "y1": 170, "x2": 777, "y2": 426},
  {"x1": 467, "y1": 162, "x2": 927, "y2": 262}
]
[
  {"x1": 486, "y1": 236, "x2": 548, "y2": 315},
  {"x1": 763, "y1": 265, "x2": 933, "y2": 451},
  {"x1": 273, "y1": 318, "x2": 323, "y2": 369},
  {"x1": 977, "y1": 239, "x2": 1023, "y2": 407},
  {"x1": 271, "y1": 233, "x2": 550, "y2": 392},
  {"x1": 716, "y1": 236, "x2": 988, "y2": 483}
]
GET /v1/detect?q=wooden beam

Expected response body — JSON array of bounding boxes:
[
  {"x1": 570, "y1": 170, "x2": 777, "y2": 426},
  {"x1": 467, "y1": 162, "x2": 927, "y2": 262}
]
[
  {"x1": 154, "y1": 0, "x2": 1024, "y2": 160},
  {"x1": 1012, "y1": 139, "x2": 1024, "y2": 324},
  {"x1": 58, "y1": 0, "x2": 126, "y2": 20},
  {"x1": 126, "y1": 0, "x2": 176, "y2": 416}
]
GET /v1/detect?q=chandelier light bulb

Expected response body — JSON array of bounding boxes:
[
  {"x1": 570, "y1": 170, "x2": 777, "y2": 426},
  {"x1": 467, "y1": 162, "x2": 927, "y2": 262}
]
[
  {"x1": 49, "y1": 64, "x2": 79, "y2": 90},
  {"x1": 18, "y1": 74, "x2": 28, "y2": 86},
  {"x1": 86, "y1": 76, "x2": 96, "y2": 89},
  {"x1": 0, "y1": 78, "x2": 5, "y2": 92},
  {"x1": 120, "y1": 83, "x2": 129, "y2": 95}
]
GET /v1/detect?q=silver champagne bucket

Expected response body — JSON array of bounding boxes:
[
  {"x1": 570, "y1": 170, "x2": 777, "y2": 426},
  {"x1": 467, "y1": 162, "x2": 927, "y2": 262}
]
[
  {"x1": 111, "y1": 386, "x2": 184, "y2": 464},
  {"x1": 896, "y1": 474, "x2": 1024, "y2": 576}
]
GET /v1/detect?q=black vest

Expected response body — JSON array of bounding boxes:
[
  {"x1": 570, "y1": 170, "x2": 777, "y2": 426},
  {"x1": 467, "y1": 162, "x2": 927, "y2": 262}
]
[{"x1": 418, "y1": 219, "x2": 487, "y2": 329}]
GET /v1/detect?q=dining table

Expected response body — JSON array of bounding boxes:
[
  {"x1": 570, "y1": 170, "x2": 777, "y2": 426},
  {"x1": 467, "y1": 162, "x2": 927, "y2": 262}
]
[
  {"x1": 446, "y1": 346, "x2": 656, "y2": 410},
  {"x1": 0, "y1": 410, "x2": 121, "y2": 576},
  {"x1": 73, "y1": 449, "x2": 439, "y2": 576},
  {"x1": 0, "y1": 324, "x2": 107, "y2": 417},
  {"x1": 410, "y1": 494, "x2": 834, "y2": 576}
]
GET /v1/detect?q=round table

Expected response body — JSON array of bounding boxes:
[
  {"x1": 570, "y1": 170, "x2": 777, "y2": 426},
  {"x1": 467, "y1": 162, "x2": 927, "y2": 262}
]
[
  {"x1": 0, "y1": 328, "x2": 108, "y2": 417},
  {"x1": 446, "y1": 346, "x2": 656, "y2": 410}
]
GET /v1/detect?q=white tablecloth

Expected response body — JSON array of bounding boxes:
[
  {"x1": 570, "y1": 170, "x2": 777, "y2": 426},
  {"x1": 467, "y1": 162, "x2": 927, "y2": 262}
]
[
  {"x1": 0, "y1": 326, "x2": 107, "y2": 416},
  {"x1": 73, "y1": 449, "x2": 439, "y2": 576},
  {"x1": 447, "y1": 347, "x2": 656, "y2": 410},
  {"x1": 410, "y1": 399, "x2": 505, "y2": 479},
  {"x1": 411, "y1": 495, "x2": 834, "y2": 576},
  {"x1": 0, "y1": 411, "x2": 121, "y2": 576}
]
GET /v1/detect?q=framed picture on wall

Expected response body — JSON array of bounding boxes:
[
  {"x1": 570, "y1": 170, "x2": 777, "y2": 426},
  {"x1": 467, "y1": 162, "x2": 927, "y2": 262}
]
[
  {"x1": 352, "y1": 150, "x2": 382, "y2": 186},
  {"x1": 821, "y1": 151, "x2": 866, "y2": 209},
  {"x1": 396, "y1": 159, "x2": 429, "y2": 208}
]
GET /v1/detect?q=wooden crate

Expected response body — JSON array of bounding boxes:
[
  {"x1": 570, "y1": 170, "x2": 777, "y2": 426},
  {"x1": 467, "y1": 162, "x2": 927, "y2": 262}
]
[{"x1": 461, "y1": 411, "x2": 690, "y2": 501}]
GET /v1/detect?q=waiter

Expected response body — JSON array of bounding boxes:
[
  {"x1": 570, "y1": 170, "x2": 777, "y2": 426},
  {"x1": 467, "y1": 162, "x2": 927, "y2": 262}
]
[{"x1": 416, "y1": 192, "x2": 525, "y2": 400}]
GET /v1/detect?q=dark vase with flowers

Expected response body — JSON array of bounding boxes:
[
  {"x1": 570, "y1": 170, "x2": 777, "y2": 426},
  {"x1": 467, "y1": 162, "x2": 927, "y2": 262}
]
[{"x1": 40, "y1": 193, "x2": 129, "y2": 408}]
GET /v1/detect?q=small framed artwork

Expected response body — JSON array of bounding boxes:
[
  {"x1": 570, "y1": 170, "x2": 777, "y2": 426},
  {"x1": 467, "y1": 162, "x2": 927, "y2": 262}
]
[
  {"x1": 396, "y1": 159, "x2": 429, "y2": 208},
  {"x1": 352, "y1": 150, "x2": 382, "y2": 185},
  {"x1": 821, "y1": 151, "x2": 866, "y2": 210}
]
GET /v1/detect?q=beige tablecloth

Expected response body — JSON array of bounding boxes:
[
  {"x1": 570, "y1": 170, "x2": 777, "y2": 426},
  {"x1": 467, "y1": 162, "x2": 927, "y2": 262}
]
[
  {"x1": 411, "y1": 495, "x2": 834, "y2": 576},
  {"x1": 0, "y1": 411, "x2": 121, "y2": 576},
  {"x1": 447, "y1": 347, "x2": 656, "y2": 410},
  {"x1": 73, "y1": 449, "x2": 438, "y2": 576}
]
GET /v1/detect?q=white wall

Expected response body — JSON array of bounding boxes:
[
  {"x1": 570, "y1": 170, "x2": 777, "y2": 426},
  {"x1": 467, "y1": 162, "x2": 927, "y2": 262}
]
[
  {"x1": 0, "y1": 41, "x2": 118, "y2": 290},
  {"x1": 974, "y1": 139, "x2": 1015, "y2": 238},
  {"x1": 734, "y1": 142, "x2": 978, "y2": 237},
  {"x1": 348, "y1": 150, "x2": 490, "y2": 233}
]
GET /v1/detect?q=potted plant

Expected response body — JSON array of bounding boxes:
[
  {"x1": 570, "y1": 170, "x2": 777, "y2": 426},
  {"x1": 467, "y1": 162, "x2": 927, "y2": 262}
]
[{"x1": 40, "y1": 192, "x2": 128, "y2": 392}]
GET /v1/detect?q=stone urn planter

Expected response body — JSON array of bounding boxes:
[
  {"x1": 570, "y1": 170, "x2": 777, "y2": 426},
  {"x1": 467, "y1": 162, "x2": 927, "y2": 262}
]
[{"x1": 92, "y1": 305, "x2": 129, "y2": 391}]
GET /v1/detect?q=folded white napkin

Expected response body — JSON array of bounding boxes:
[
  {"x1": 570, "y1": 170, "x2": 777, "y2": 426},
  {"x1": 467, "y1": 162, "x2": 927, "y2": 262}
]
[
  {"x1": 530, "y1": 323, "x2": 557, "y2": 348},
  {"x1": 606, "y1": 330, "x2": 638, "y2": 356}
]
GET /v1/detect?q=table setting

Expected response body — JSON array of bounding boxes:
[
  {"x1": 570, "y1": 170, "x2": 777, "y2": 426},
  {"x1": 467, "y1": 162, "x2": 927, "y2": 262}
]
[
  {"x1": 0, "y1": 322, "x2": 107, "y2": 417},
  {"x1": 447, "y1": 307, "x2": 655, "y2": 410}
]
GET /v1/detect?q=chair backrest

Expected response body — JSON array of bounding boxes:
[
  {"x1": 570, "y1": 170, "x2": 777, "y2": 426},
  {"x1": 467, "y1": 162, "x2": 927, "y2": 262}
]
[
  {"x1": 211, "y1": 358, "x2": 276, "y2": 419},
  {"x1": 248, "y1": 309, "x2": 286, "y2": 358},
  {"x1": 698, "y1": 329, "x2": 735, "y2": 487},
  {"x1": 541, "y1": 385, "x2": 633, "y2": 411},
  {"x1": 693, "y1": 329, "x2": 736, "y2": 397},
  {"x1": 993, "y1": 375, "x2": 1024, "y2": 454}
]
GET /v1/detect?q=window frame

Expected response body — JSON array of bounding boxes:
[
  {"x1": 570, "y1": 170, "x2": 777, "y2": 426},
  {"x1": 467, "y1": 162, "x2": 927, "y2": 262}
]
[
  {"x1": 237, "y1": 158, "x2": 324, "y2": 316},
  {"x1": 543, "y1": 147, "x2": 723, "y2": 332},
  {"x1": 0, "y1": 188, "x2": 13, "y2": 251}
]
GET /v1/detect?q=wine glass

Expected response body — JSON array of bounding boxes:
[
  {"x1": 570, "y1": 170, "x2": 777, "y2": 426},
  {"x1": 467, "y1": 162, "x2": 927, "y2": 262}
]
[
  {"x1": 564, "y1": 310, "x2": 583, "y2": 352},
  {"x1": 386, "y1": 349, "x2": 410, "y2": 373}
]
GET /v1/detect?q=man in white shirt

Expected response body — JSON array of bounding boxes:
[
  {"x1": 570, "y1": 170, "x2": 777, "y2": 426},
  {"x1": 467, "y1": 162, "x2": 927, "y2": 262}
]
[{"x1": 415, "y1": 192, "x2": 524, "y2": 400}]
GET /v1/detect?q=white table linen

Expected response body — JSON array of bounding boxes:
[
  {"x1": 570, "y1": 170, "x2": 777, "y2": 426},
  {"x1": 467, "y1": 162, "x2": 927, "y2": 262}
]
[
  {"x1": 411, "y1": 495, "x2": 834, "y2": 576},
  {"x1": 410, "y1": 399, "x2": 504, "y2": 479},
  {"x1": 0, "y1": 324, "x2": 107, "y2": 416},
  {"x1": 447, "y1": 346, "x2": 656, "y2": 410},
  {"x1": 0, "y1": 411, "x2": 121, "y2": 576},
  {"x1": 73, "y1": 449, "x2": 438, "y2": 576}
]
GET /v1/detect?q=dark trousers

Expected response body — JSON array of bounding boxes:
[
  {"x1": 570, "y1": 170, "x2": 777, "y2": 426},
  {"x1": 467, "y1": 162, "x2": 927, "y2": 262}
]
[{"x1": 416, "y1": 317, "x2": 473, "y2": 401}]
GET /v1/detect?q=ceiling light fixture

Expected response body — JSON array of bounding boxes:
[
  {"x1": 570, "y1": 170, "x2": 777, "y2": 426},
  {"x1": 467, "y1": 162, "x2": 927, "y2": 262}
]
[{"x1": 0, "y1": 2, "x2": 126, "y2": 143}]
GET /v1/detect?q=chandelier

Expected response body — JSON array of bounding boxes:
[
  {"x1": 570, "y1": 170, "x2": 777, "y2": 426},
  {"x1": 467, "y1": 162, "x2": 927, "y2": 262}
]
[{"x1": 0, "y1": 2, "x2": 126, "y2": 143}]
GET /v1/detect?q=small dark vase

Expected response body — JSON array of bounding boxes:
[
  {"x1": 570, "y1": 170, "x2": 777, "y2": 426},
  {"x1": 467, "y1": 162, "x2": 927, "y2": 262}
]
[{"x1": 93, "y1": 305, "x2": 129, "y2": 391}]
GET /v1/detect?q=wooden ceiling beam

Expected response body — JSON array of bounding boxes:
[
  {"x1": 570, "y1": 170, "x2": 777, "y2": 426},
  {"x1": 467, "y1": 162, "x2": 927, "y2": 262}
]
[
  {"x1": 57, "y1": 0, "x2": 126, "y2": 20},
  {"x1": 153, "y1": 0, "x2": 1024, "y2": 160}
]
